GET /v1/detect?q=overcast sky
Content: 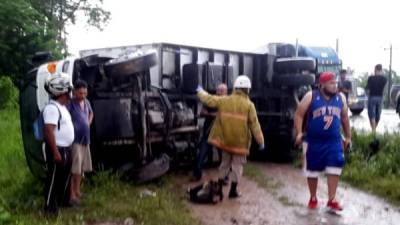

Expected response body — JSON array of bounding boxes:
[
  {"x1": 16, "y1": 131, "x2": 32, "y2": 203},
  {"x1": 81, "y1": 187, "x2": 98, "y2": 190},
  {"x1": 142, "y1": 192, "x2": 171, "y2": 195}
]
[{"x1": 68, "y1": 0, "x2": 400, "y2": 75}]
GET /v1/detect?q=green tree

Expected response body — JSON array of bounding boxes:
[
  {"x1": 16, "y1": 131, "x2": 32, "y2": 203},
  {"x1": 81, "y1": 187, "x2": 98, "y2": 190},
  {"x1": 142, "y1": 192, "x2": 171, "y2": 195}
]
[
  {"x1": 0, "y1": 0, "x2": 61, "y2": 81},
  {"x1": 0, "y1": 76, "x2": 18, "y2": 109},
  {"x1": 357, "y1": 72, "x2": 370, "y2": 89},
  {"x1": 29, "y1": 0, "x2": 111, "y2": 55},
  {"x1": 0, "y1": 0, "x2": 110, "y2": 83},
  {"x1": 385, "y1": 69, "x2": 400, "y2": 85}
]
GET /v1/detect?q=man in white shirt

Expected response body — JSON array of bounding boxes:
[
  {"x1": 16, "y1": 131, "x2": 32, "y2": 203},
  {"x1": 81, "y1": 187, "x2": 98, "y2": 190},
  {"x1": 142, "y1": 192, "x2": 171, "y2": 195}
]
[{"x1": 43, "y1": 72, "x2": 74, "y2": 214}]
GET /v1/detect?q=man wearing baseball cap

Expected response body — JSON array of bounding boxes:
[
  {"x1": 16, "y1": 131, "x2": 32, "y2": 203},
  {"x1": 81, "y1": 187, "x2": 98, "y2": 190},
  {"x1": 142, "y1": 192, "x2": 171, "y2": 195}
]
[{"x1": 294, "y1": 72, "x2": 351, "y2": 212}]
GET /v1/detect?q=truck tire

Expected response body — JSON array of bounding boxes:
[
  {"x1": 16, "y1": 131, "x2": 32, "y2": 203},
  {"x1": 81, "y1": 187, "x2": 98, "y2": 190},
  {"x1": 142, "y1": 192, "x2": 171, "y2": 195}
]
[
  {"x1": 274, "y1": 57, "x2": 316, "y2": 74},
  {"x1": 350, "y1": 108, "x2": 363, "y2": 115},
  {"x1": 104, "y1": 52, "x2": 158, "y2": 77},
  {"x1": 132, "y1": 154, "x2": 170, "y2": 183},
  {"x1": 273, "y1": 73, "x2": 315, "y2": 87}
]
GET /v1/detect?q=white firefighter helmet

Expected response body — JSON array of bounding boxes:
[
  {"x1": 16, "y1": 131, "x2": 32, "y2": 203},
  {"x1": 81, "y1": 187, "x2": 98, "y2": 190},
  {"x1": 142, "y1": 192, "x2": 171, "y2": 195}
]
[
  {"x1": 234, "y1": 75, "x2": 252, "y2": 89},
  {"x1": 44, "y1": 72, "x2": 72, "y2": 97}
]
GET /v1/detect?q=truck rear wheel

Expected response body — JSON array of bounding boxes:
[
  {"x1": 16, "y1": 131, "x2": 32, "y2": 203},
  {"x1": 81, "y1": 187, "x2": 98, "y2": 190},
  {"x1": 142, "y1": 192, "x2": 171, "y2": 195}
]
[
  {"x1": 274, "y1": 57, "x2": 316, "y2": 74},
  {"x1": 350, "y1": 108, "x2": 363, "y2": 115},
  {"x1": 272, "y1": 73, "x2": 315, "y2": 87}
]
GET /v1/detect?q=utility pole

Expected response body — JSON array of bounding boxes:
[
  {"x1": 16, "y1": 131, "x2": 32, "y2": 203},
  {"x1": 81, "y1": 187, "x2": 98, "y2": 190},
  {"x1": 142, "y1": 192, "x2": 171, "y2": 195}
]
[
  {"x1": 385, "y1": 44, "x2": 393, "y2": 107},
  {"x1": 336, "y1": 38, "x2": 339, "y2": 58}
]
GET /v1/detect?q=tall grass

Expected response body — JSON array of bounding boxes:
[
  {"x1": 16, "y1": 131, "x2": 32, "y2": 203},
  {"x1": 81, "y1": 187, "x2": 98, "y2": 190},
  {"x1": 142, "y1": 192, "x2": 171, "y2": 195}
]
[
  {"x1": 0, "y1": 107, "x2": 33, "y2": 224},
  {"x1": 343, "y1": 131, "x2": 400, "y2": 205},
  {"x1": 0, "y1": 106, "x2": 199, "y2": 225}
]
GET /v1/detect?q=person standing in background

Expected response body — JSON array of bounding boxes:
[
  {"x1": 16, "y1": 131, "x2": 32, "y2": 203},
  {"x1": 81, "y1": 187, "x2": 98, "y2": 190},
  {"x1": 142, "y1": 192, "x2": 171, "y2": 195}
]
[
  {"x1": 68, "y1": 80, "x2": 94, "y2": 206},
  {"x1": 366, "y1": 64, "x2": 387, "y2": 133},
  {"x1": 338, "y1": 69, "x2": 352, "y2": 102},
  {"x1": 194, "y1": 84, "x2": 227, "y2": 181}
]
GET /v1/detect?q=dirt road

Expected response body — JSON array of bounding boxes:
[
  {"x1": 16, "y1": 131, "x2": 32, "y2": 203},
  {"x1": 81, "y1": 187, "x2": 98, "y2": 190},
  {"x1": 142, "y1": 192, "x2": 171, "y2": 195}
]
[{"x1": 184, "y1": 163, "x2": 400, "y2": 225}]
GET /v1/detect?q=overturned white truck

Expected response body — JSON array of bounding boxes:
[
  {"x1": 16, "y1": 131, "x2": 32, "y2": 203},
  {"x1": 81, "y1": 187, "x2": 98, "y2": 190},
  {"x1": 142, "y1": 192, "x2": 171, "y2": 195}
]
[{"x1": 20, "y1": 43, "x2": 318, "y2": 180}]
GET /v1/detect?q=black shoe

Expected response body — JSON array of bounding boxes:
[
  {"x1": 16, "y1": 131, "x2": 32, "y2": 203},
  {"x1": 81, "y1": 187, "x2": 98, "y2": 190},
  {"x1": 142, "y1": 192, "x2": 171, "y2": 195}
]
[{"x1": 228, "y1": 182, "x2": 241, "y2": 199}]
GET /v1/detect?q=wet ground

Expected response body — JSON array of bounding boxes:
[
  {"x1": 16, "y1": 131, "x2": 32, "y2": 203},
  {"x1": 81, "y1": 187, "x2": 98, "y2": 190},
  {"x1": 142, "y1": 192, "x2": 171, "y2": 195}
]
[
  {"x1": 87, "y1": 110, "x2": 400, "y2": 225},
  {"x1": 183, "y1": 163, "x2": 400, "y2": 225},
  {"x1": 181, "y1": 109, "x2": 400, "y2": 225},
  {"x1": 350, "y1": 109, "x2": 400, "y2": 134}
]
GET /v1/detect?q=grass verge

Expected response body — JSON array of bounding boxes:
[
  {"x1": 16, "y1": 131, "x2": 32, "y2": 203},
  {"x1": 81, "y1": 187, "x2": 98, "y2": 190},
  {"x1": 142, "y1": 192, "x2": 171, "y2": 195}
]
[
  {"x1": 0, "y1": 107, "x2": 199, "y2": 225},
  {"x1": 342, "y1": 131, "x2": 400, "y2": 206},
  {"x1": 247, "y1": 129, "x2": 400, "y2": 208}
]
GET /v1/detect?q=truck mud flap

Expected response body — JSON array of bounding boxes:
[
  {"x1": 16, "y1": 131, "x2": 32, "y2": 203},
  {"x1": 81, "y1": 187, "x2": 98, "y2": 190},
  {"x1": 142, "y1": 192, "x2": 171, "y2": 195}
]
[
  {"x1": 104, "y1": 52, "x2": 158, "y2": 77},
  {"x1": 274, "y1": 57, "x2": 316, "y2": 74}
]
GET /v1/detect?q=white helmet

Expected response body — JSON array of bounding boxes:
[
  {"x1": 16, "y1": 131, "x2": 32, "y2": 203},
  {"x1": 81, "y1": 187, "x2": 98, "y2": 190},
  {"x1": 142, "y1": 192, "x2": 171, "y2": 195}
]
[
  {"x1": 45, "y1": 72, "x2": 73, "y2": 97},
  {"x1": 234, "y1": 75, "x2": 252, "y2": 89}
]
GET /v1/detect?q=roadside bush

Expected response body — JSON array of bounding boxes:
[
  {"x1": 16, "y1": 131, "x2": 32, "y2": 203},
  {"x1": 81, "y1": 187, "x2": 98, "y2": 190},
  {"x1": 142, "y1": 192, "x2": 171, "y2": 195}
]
[
  {"x1": 343, "y1": 131, "x2": 400, "y2": 205},
  {"x1": 0, "y1": 202, "x2": 11, "y2": 224},
  {"x1": 0, "y1": 76, "x2": 18, "y2": 109}
]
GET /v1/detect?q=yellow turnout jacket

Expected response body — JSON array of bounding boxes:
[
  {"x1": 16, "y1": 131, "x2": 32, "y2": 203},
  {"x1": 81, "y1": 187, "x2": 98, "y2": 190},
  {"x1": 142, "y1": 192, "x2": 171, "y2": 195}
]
[{"x1": 197, "y1": 90, "x2": 264, "y2": 155}]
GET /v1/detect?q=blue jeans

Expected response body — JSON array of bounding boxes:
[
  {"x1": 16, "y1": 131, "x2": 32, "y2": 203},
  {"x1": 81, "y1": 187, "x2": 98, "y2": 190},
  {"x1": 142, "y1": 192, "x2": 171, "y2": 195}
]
[
  {"x1": 194, "y1": 135, "x2": 214, "y2": 179},
  {"x1": 368, "y1": 96, "x2": 383, "y2": 123}
]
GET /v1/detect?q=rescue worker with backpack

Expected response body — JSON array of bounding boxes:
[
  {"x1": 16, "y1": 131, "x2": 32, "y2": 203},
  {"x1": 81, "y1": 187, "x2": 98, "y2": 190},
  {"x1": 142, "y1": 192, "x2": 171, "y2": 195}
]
[
  {"x1": 196, "y1": 75, "x2": 264, "y2": 199},
  {"x1": 41, "y1": 72, "x2": 74, "y2": 214}
]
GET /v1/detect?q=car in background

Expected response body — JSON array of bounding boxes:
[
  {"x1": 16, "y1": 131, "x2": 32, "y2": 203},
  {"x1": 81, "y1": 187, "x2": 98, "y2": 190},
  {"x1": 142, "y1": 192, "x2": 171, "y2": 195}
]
[
  {"x1": 347, "y1": 77, "x2": 367, "y2": 115},
  {"x1": 390, "y1": 84, "x2": 400, "y2": 114}
]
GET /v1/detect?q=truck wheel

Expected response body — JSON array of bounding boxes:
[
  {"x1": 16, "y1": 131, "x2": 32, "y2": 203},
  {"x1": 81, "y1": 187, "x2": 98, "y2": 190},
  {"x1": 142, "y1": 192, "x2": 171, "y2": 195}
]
[
  {"x1": 272, "y1": 73, "x2": 315, "y2": 87},
  {"x1": 350, "y1": 108, "x2": 363, "y2": 115},
  {"x1": 274, "y1": 57, "x2": 316, "y2": 74},
  {"x1": 104, "y1": 52, "x2": 158, "y2": 77}
]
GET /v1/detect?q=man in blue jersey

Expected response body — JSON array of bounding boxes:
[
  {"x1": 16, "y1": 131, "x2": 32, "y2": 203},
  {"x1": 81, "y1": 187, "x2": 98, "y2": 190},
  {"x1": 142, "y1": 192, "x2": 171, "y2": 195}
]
[{"x1": 294, "y1": 72, "x2": 351, "y2": 212}]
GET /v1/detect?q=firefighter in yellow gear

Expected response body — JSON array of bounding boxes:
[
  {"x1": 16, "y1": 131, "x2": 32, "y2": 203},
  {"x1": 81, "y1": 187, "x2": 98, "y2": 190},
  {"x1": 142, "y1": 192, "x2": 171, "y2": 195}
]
[{"x1": 197, "y1": 75, "x2": 264, "y2": 198}]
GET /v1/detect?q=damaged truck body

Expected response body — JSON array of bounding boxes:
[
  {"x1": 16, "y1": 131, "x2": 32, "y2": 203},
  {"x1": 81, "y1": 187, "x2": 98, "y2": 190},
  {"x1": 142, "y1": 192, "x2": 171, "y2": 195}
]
[{"x1": 20, "y1": 42, "x2": 320, "y2": 181}]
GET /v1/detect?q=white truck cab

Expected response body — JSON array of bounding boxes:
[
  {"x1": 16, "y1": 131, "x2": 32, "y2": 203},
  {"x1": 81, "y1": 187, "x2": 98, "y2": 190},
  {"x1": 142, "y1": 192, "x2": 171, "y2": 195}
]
[{"x1": 35, "y1": 58, "x2": 76, "y2": 110}]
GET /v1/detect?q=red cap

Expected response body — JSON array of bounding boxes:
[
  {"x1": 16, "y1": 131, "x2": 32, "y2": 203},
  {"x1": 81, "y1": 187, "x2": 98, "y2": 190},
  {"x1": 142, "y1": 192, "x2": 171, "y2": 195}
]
[{"x1": 319, "y1": 72, "x2": 336, "y2": 84}]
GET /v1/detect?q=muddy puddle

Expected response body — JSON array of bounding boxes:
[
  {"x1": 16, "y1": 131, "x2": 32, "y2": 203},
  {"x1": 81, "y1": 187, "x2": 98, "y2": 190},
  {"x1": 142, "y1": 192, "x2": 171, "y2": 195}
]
[{"x1": 181, "y1": 163, "x2": 400, "y2": 225}]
